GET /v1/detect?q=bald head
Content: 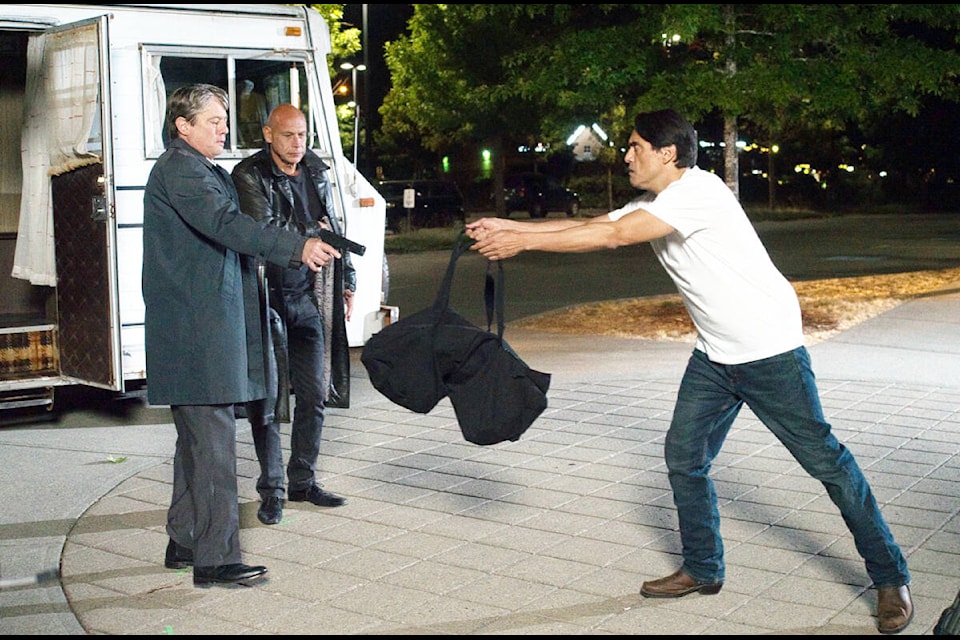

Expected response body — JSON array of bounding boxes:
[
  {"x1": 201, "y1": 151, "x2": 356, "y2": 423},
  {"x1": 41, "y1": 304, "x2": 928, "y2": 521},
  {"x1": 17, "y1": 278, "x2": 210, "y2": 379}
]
[
  {"x1": 264, "y1": 104, "x2": 308, "y2": 175},
  {"x1": 266, "y1": 103, "x2": 306, "y2": 129}
]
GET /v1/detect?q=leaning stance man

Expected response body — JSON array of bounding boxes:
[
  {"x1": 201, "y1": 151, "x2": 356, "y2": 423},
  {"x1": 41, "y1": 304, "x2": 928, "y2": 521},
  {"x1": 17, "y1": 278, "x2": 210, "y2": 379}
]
[{"x1": 466, "y1": 109, "x2": 913, "y2": 636}]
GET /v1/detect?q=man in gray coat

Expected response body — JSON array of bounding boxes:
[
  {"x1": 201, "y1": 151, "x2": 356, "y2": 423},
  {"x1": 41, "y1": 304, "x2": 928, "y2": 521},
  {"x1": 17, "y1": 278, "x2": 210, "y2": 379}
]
[{"x1": 142, "y1": 84, "x2": 340, "y2": 587}]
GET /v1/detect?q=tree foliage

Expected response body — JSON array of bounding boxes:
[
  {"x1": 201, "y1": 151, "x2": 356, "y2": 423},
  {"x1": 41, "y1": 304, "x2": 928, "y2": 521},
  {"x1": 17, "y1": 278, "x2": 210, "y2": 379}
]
[
  {"x1": 379, "y1": 4, "x2": 960, "y2": 206},
  {"x1": 307, "y1": 4, "x2": 363, "y2": 156},
  {"x1": 309, "y1": 4, "x2": 361, "y2": 74}
]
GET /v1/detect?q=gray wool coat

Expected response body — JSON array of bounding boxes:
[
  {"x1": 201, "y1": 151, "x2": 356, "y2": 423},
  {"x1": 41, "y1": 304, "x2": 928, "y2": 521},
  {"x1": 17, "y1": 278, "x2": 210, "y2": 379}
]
[{"x1": 142, "y1": 138, "x2": 307, "y2": 406}]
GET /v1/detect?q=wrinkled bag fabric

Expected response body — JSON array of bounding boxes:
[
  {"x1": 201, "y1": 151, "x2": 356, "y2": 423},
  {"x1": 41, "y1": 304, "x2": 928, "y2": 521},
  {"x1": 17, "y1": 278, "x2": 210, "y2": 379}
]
[
  {"x1": 935, "y1": 589, "x2": 960, "y2": 635},
  {"x1": 361, "y1": 234, "x2": 550, "y2": 445}
]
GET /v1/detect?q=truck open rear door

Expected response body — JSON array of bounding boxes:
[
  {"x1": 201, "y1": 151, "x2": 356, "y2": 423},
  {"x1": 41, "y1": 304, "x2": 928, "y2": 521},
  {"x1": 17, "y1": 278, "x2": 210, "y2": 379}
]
[{"x1": 29, "y1": 15, "x2": 121, "y2": 392}]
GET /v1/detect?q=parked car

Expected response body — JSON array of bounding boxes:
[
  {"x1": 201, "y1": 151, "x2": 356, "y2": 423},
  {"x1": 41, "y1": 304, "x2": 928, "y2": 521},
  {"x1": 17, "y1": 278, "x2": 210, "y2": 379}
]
[
  {"x1": 503, "y1": 172, "x2": 580, "y2": 218},
  {"x1": 378, "y1": 179, "x2": 466, "y2": 232}
]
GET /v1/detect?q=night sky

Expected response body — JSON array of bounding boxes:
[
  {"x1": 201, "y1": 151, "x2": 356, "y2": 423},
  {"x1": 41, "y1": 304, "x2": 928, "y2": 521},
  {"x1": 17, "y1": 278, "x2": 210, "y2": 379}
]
[{"x1": 341, "y1": 4, "x2": 413, "y2": 136}]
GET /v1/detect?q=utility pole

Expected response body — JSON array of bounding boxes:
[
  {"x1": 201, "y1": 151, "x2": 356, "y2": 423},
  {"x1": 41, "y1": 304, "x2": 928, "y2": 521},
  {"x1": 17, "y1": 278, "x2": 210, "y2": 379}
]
[{"x1": 362, "y1": 3, "x2": 371, "y2": 176}]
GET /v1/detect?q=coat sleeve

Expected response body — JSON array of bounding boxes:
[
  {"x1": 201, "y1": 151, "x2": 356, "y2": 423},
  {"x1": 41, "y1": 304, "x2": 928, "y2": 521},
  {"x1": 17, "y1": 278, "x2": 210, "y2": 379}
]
[
  {"x1": 331, "y1": 215, "x2": 358, "y2": 293},
  {"x1": 313, "y1": 165, "x2": 357, "y2": 293},
  {"x1": 168, "y1": 148, "x2": 305, "y2": 269},
  {"x1": 232, "y1": 159, "x2": 282, "y2": 228}
]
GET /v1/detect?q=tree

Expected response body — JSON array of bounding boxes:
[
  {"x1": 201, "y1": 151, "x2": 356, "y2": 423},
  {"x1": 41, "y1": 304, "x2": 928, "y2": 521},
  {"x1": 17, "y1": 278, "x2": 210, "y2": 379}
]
[
  {"x1": 639, "y1": 5, "x2": 960, "y2": 201},
  {"x1": 381, "y1": 5, "x2": 582, "y2": 213},
  {"x1": 380, "y1": 4, "x2": 960, "y2": 208},
  {"x1": 309, "y1": 4, "x2": 363, "y2": 158},
  {"x1": 310, "y1": 4, "x2": 361, "y2": 74}
]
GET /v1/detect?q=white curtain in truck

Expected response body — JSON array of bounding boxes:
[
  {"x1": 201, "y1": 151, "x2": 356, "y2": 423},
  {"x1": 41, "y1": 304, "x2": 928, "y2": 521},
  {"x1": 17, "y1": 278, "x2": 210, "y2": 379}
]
[
  {"x1": 12, "y1": 22, "x2": 101, "y2": 287},
  {"x1": 143, "y1": 53, "x2": 166, "y2": 155}
]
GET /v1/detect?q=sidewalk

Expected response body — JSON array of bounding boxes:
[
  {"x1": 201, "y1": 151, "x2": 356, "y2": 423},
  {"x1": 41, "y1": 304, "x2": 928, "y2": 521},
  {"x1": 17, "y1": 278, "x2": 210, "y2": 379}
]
[{"x1": 1, "y1": 283, "x2": 959, "y2": 635}]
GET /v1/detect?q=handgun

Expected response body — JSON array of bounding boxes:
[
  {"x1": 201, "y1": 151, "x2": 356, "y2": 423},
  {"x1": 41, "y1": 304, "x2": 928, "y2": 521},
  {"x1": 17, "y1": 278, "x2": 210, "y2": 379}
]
[
  {"x1": 303, "y1": 221, "x2": 366, "y2": 256},
  {"x1": 315, "y1": 228, "x2": 366, "y2": 256}
]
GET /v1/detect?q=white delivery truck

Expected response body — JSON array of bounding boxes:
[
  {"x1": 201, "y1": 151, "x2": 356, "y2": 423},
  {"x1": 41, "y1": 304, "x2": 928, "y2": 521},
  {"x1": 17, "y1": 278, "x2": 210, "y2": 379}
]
[{"x1": 0, "y1": 4, "x2": 387, "y2": 414}]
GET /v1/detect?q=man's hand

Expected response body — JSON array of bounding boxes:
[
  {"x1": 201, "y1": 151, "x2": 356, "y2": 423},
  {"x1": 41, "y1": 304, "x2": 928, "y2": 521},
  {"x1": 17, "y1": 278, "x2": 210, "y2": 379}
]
[
  {"x1": 343, "y1": 289, "x2": 355, "y2": 321},
  {"x1": 470, "y1": 229, "x2": 526, "y2": 261},
  {"x1": 465, "y1": 217, "x2": 509, "y2": 237},
  {"x1": 301, "y1": 238, "x2": 340, "y2": 272},
  {"x1": 464, "y1": 218, "x2": 524, "y2": 261}
]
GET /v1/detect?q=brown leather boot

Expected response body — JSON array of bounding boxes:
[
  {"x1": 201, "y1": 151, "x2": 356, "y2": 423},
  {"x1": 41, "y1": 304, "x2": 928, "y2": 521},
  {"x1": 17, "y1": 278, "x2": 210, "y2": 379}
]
[
  {"x1": 640, "y1": 569, "x2": 723, "y2": 598},
  {"x1": 877, "y1": 585, "x2": 913, "y2": 634}
]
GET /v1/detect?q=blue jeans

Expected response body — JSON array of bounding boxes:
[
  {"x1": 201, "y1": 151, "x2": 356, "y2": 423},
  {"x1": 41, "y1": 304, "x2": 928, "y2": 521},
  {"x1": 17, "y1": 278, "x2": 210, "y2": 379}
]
[{"x1": 666, "y1": 347, "x2": 910, "y2": 588}]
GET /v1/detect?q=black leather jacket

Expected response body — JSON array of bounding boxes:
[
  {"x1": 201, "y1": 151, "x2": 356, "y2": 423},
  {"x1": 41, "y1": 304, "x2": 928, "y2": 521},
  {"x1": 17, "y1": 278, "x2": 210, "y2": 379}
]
[{"x1": 232, "y1": 148, "x2": 356, "y2": 413}]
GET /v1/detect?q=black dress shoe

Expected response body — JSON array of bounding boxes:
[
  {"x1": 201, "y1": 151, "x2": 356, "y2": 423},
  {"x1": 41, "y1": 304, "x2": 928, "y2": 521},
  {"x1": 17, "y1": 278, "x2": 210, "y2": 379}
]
[
  {"x1": 164, "y1": 538, "x2": 194, "y2": 569},
  {"x1": 193, "y1": 563, "x2": 268, "y2": 587},
  {"x1": 288, "y1": 484, "x2": 345, "y2": 507},
  {"x1": 257, "y1": 496, "x2": 284, "y2": 525}
]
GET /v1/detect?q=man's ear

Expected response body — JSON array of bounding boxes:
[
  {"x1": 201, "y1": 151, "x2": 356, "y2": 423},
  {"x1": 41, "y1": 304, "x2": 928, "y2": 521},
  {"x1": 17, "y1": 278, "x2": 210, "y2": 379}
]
[
  {"x1": 661, "y1": 145, "x2": 677, "y2": 164},
  {"x1": 175, "y1": 116, "x2": 191, "y2": 137}
]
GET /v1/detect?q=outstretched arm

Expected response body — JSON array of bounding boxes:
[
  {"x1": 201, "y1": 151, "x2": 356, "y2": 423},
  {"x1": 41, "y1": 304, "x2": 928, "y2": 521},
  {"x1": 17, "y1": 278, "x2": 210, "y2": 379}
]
[
  {"x1": 466, "y1": 216, "x2": 584, "y2": 235},
  {"x1": 466, "y1": 208, "x2": 675, "y2": 260}
]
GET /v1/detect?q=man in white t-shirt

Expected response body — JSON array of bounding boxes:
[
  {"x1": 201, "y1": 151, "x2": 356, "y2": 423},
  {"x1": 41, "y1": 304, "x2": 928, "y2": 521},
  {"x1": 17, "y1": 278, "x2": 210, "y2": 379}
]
[{"x1": 465, "y1": 109, "x2": 913, "y2": 635}]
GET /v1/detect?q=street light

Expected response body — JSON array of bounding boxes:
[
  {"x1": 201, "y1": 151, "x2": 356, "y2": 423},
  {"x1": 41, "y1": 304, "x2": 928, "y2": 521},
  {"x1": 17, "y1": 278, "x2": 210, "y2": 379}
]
[{"x1": 339, "y1": 62, "x2": 366, "y2": 169}]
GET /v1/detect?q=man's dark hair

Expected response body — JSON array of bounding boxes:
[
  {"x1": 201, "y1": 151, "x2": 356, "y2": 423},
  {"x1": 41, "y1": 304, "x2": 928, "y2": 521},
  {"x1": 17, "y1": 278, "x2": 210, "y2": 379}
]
[{"x1": 634, "y1": 109, "x2": 698, "y2": 168}]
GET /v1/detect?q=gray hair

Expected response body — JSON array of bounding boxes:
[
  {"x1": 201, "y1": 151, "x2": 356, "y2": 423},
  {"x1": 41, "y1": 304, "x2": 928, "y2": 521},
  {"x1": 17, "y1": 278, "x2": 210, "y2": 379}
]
[{"x1": 165, "y1": 83, "x2": 228, "y2": 141}]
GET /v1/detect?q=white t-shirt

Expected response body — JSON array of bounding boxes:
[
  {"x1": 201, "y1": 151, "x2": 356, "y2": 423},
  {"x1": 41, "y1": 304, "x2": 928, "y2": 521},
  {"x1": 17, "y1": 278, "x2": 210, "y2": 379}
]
[{"x1": 609, "y1": 166, "x2": 803, "y2": 364}]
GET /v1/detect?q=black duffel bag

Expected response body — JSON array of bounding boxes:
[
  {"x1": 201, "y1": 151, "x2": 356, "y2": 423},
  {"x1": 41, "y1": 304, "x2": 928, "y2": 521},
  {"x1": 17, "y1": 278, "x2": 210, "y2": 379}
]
[{"x1": 361, "y1": 233, "x2": 550, "y2": 445}]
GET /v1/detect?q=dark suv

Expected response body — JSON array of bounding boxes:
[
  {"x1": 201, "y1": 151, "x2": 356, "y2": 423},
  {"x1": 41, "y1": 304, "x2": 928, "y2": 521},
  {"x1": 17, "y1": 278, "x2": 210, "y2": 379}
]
[
  {"x1": 504, "y1": 173, "x2": 580, "y2": 218},
  {"x1": 378, "y1": 179, "x2": 466, "y2": 232}
]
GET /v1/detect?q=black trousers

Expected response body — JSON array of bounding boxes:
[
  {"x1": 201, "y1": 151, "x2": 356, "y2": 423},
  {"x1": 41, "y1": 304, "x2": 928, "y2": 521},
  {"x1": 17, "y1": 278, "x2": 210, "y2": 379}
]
[{"x1": 249, "y1": 293, "x2": 326, "y2": 498}]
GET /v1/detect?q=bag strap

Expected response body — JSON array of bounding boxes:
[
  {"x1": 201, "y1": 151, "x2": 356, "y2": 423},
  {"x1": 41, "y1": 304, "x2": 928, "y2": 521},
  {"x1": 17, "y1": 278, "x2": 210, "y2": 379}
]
[
  {"x1": 484, "y1": 259, "x2": 506, "y2": 340},
  {"x1": 432, "y1": 231, "x2": 473, "y2": 313},
  {"x1": 433, "y1": 231, "x2": 507, "y2": 341}
]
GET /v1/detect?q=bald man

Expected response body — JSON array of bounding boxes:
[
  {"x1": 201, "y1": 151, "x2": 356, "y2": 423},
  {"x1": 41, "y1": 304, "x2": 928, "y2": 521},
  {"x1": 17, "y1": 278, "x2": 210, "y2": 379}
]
[{"x1": 232, "y1": 104, "x2": 356, "y2": 525}]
